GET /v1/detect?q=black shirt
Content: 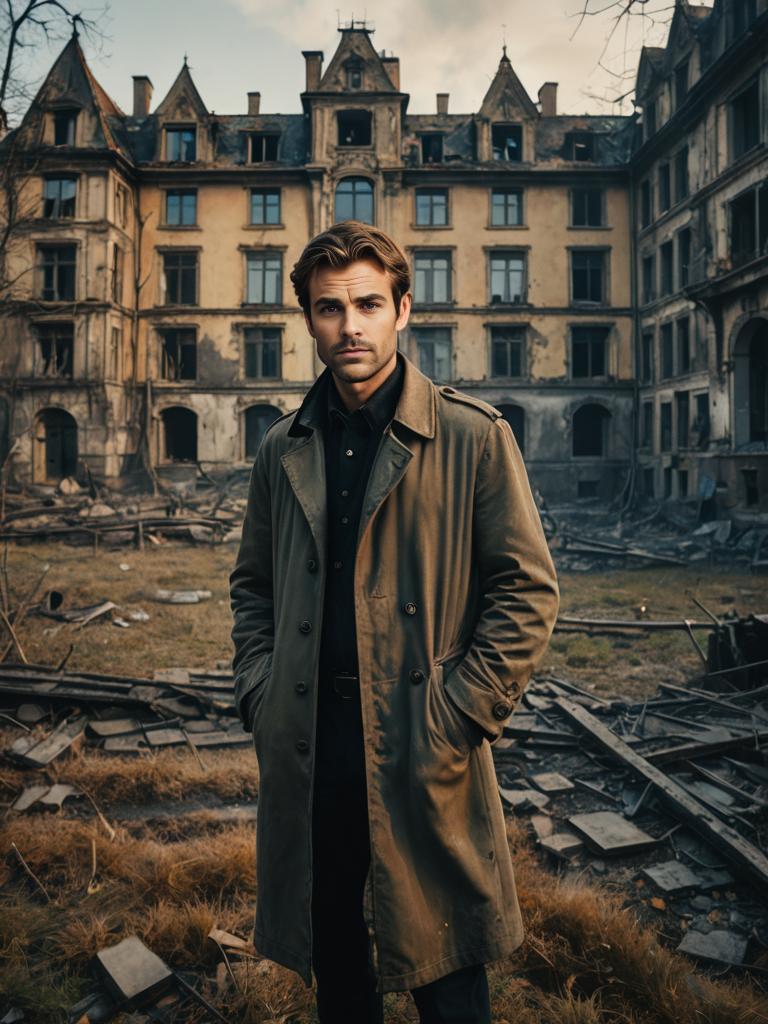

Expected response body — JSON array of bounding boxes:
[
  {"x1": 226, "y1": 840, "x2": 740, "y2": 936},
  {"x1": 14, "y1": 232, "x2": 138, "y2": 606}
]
[{"x1": 318, "y1": 358, "x2": 404, "y2": 680}]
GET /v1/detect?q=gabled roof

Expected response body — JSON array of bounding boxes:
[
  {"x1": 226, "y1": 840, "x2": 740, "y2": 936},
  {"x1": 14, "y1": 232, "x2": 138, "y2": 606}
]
[
  {"x1": 635, "y1": 46, "x2": 666, "y2": 100},
  {"x1": 154, "y1": 61, "x2": 209, "y2": 119},
  {"x1": 316, "y1": 28, "x2": 400, "y2": 93},
  {"x1": 478, "y1": 48, "x2": 538, "y2": 121}
]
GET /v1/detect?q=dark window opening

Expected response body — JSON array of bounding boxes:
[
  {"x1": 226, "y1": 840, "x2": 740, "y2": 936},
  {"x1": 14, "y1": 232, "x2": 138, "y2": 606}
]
[
  {"x1": 571, "y1": 250, "x2": 605, "y2": 304},
  {"x1": 165, "y1": 127, "x2": 196, "y2": 161},
  {"x1": 660, "y1": 240, "x2": 674, "y2": 295},
  {"x1": 692, "y1": 393, "x2": 710, "y2": 449},
  {"x1": 413, "y1": 252, "x2": 451, "y2": 304},
  {"x1": 245, "y1": 405, "x2": 281, "y2": 458},
  {"x1": 660, "y1": 402, "x2": 672, "y2": 451},
  {"x1": 641, "y1": 331, "x2": 654, "y2": 383},
  {"x1": 244, "y1": 327, "x2": 281, "y2": 379},
  {"x1": 733, "y1": 0, "x2": 757, "y2": 37},
  {"x1": 37, "y1": 323, "x2": 73, "y2": 378},
  {"x1": 641, "y1": 179, "x2": 652, "y2": 229},
  {"x1": 676, "y1": 390, "x2": 690, "y2": 448},
  {"x1": 246, "y1": 252, "x2": 282, "y2": 304},
  {"x1": 335, "y1": 177, "x2": 374, "y2": 224},
  {"x1": 642, "y1": 253, "x2": 655, "y2": 304},
  {"x1": 166, "y1": 190, "x2": 197, "y2": 226},
  {"x1": 730, "y1": 186, "x2": 768, "y2": 266},
  {"x1": 674, "y1": 60, "x2": 689, "y2": 110},
  {"x1": 658, "y1": 163, "x2": 671, "y2": 212},
  {"x1": 250, "y1": 189, "x2": 281, "y2": 225},
  {"x1": 43, "y1": 178, "x2": 76, "y2": 218},
  {"x1": 421, "y1": 134, "x2": 444, "y2": 164},
  {"x1": 491, "y1": 189, "x2": 523, "y2": 227},
  {"x1": 749, "y1": 324, "x2": 768, "y2": 443},
  {"x1": 415, "y1": 189, "x2": 448, "y2": 226},
  {"x1": 577, "y1": 480, "x2": 599, "y2": 499},
  {"x1": 111, "y1": 244, "x2": 123, "y2": 304},
  {"x1": 643, "y1": 467, "x2": 655, "y2": 497},
  {"x1": 38, "y1": 408, "x2": 77, "y2": 480},
  {"x1": 641, "y1": 401, "x2": 654, "y2": 448},
  {"x1": 570, "y1": 132, "x2": 594, "y2": 161},
  {"x1": 338, "y1": 110, "x2": 372, "y2": 147},
  {"x1": 644, "y1": 100, "x2": 657, "y2": 140},
  {"x1": 492, "y1": 123, "x2": 522, "y2": 161},
  {"x1": 678, "y1": 227, "x2": 691, "y2": 287},
  {"x1": 571, "y1": 325, "x2": 608, "y2": 378},
  {"x1": 161, "y1": 328, "x2": 196, "y2": 381},
  {"x1": 490, "y1": 252, "x2": 526, "y2": 304},
  {"x1": 573, "y1": 403, "x2": 610, "y2": 458},
  {"x1": 162, "y1": 251, "x2": 198, "y2": 305},
  {"x1": 572, "y1": 188, "x2": 603, "y2": 227},
  {"x1": 732, "y1": 79, "x2": 760, "y2": 160},
  {"x1": 661, "y1": 322, "x2": 674, "y2": 378},
  {"x1": 161, "y1": 406, "x2": 197, "y2": 462},
  {"x1": 413, "y1": 326, "x2": 451, "y2": 381},
  {"x1": 497, "y1": 405, "x2": 525, "y2": 454},
  {"x1": 53, "y1": 109, "x2": 77, "y2": 146},
  {"x1": 664, "y1": 466, "x2": 673, "y2": 497},
  {"x1": 742, "y1": 469, "x2": 759, "y2": 507},
  {"x1": 250, "y1": 133, "x2": 280, "y2": 162},
  {"x1": 675, "y1": 147, "x2": 689, "y2": 203},
  {"x1": 678, "y1": 469, "x2": 689, "y2": 498},
  {"x1": 345, "y1": 60, "x2": 363, "y2": 90},
  {"x1": 491, "y1": 327, "x2": 524, "y2": 378},
  {"x1": 677, "y1": 317, "x2": 690, "y2": 374},
  {"x1": 39, "y1": 245, "x2": 76, "y2": 301}
]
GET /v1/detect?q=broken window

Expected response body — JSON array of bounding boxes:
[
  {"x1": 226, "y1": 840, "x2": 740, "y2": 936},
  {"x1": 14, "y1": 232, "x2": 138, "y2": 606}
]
[
  {"x1": 165, "y1": 126, "x2": 196, "y2": 161},
  {"x1": 420, "y1": 134, "x2": 444, "y2": 164},
  {"x1": 490, "y1": 326, "x2": 525, "y2": 378},
  {"x1": 693, "y1": 393, "x2": 710, "y2": 450},
  {"x1": 245, "y1": 252, "x2": 282, "y2": 304},
  {"x1": 38, "y1": 245, "x2": 76, "y2": 301},
  {"x1": 43, "y1": 178, "x2": 76, "y2": 218},
  {"x1": 730, "y1": 185, "x2": 768, "y2": 266},
  {"x1": 658, "y1": 163, "x2": 671, "y2": 212},
  {"x1": 676, "y1": 390, "x2": 690, "y2": 448},
  {"x1": 489, "y1": 251, "x2": 526, "y2": 304},
  {"x1": 115, "y1": 184, "x2": 129, "y2": 228},
  {"x1": 641, "y1": 401, "x2": 654, "y2": 449},
  {"x1": 660, "y1": 240, "x2": 674, "y2": 295},
  {"x1": 334, "y1": 177, "x2": 374, "y2": 223},
  {"x1": 491, "y1": 189, "x2": 523, "y2": 227},
  {"x1": 644, "y1": 99, "x2": 657, "y2": 140},
  {"x1": 572, "y1": 403, "x2": 610, "y2": 458},
  {"x1": 571, "y1": 250, "x2": 605, "y2": 304},
  {"x1": 109, "y1": 325, "x2": 121, "y2": 379},
  {"x1": 250, "y1": 133, "x2": 280, "y2": 162},
  {"x1": 53, "y1": 109, "x2": 77, "y2": 146},
  {"x1": 36, "y1": 323, "x2": 73, "y2": 377},
  {"x1": 337, "y1": 110, "x2": 372, "y2": 146},
  {"x1": 491, "y1": 123, "x2": 522, "y2": 161},
  {"x1": 675, "y1": 147, "x2": 689, "y2": 203},
  {"x1": 245, "y1": 404, "x2": 282, "y2": 458},
  {"x1": 345, "y1": 59, "x2": 363, "y2": 90},
  {"x1": 413, "y1": 251, "x2": 451, "y2": 304},
  {"x1": 742, "y1": 469, "x2": 759, "y2": 506},
  {"x1": 162, "y1": 251, "x2": 198, "y2": 305},
  {"x1": 660, "y1": 402, "x2": 672, "y2": 451},
  {"x1": 640, "y1": 180, "x2": 652, "y2": 229},
  {"x1": 571, "y1": 326, "x2": 608, "y2": 378},
  {"x1": 678, "y1": 227, "x2": 691, "y2": 287},
  {"x1": 161, "y1": 406, "x2": 197, "y2": 462},
  {"x1": 731, "y1": 79, "x2": 759, "y2": 160},
  {"x1": 415, "y1": 188, "x2": 448, "y2": 227},
  {"x1": 661, "y1": 322, "x2": 674, "y2": 378},
  {"x1": 37, "y1": 407, "x2": 77, "y2": 480},
  {"x1": 642, "y1": 253, "x2": 655, "y2": 304},
  {"x1": 676, "y1": 317, "x2": 691, "y2": 374},
  {"x1": 166, "y1": 189, "x2": 197, "y2": 226},
  {"x1": 571, "y1": 188, "x2": 603, "y2": 227},
  {"x1": 674, "y1": 60, "x2": 689, "y2": 110},
  {"x1": 641, "y1": 331, "x2": 654, "y2": 383},
  {"x1": 569, "y1": 132, "x2": 594, "y2": 161},
  {"x1": 244, "y1": 327, "x2": 281, "y2": 379},
  {"x1": 412, "y1": 326, "x2": 451, "y2": 381},
  {"x1": 497, "y1": 405, "x2": 525, "y2": 454},
  {"x1": 160, "y1": 328, "x2": 196, "y2": 380},
  {"x1": 111, "y1": 244, "x2": 123, "y2": 304},
  {"x1": 250, "y1": 189, "x2": 281, "y2": 225}
]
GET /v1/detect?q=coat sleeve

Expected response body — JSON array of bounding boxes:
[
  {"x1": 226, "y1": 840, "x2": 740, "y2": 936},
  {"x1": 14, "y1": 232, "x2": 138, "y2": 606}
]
[
  {"x1": 444, "y1": 416, "x2": 560, "y2": 741},
  {"x1": 229, "y1": 446, "x2": 275, "y2": 730}
]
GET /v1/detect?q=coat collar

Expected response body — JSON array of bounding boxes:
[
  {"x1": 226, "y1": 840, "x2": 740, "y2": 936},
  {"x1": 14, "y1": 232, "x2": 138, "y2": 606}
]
[{"x1": 288, "y1": 352, "x2": 435, "y2": 440}]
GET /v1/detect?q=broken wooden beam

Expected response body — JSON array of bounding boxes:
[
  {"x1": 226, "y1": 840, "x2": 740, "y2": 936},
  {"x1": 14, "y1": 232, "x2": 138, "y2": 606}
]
[{"x1": 555, "y1": 697, "x2": 768, "y2": 889}]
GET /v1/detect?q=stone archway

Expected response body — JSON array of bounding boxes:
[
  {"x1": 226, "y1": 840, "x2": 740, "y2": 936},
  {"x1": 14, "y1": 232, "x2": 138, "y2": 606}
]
[
  {"x1": 732, "y1": 316, "x2": 768, "y2": 446},
  {"x1": 496, "y1": 403, "x2": 526, "y2": 455},
  {"x1": 33, "y1": 407, "x2": 78, "y2": 482}
]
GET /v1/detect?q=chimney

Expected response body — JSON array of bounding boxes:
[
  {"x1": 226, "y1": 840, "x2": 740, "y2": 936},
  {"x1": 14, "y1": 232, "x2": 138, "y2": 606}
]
[
  {"x1": 382, "y1": 56, "x2": 400, "y2": 90},
  {"x1": 436, "y1": 93, "x2": 449, "y2": 115},
  {"x1": 302, "y1": 50, "x2": 324, "y2": 91},
  {"x1": 132, "y1": 75, "x2": 153, "y2": 118},
  {"x1": 248, "y1": 91, "x2": 261, "y2": 116},
  {"x1": 538, "y1": 81, "x2": 557, "y2": 117}
]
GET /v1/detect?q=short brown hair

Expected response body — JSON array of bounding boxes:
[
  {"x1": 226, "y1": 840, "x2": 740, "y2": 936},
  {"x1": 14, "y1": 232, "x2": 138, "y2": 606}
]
[{"x1": 290, "y1": 220, "x2": 410, "y2": 316}]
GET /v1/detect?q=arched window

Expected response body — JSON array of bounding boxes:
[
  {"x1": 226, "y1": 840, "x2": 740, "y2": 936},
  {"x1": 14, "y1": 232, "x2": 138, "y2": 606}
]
[
  {"x1": 573, "y1": 404, "x2": 611, "y2": 458},
  {"x1": 497, "y1": 403, "x2": 525, "y2": 455},
  {"x1": 334, "y1": 177, "x2": 374, "y2": 224},
  {"x1": 245, "y1": 404, "x2": 282, "y2": 458},
  {"x1": 161, "y1": 406, "x2": 197, "y2": 462},
  {"x1": 33, "y1": 407, "x2": 77, "y2": 481}
]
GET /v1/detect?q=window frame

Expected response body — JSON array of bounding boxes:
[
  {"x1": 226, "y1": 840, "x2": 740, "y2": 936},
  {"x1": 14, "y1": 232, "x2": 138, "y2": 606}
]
[
  {"x1": 244, "y1": 250, "x2": 283, "y2": 305},
  {"x1": 489, "y1": 188, "x2": 524, "y2": 228},
  {"x1": 43, "y1": 176, "x2": 77, "y2": 219},
  {"x1": 411, "y1": 325, "x2": 453, "y2": 382},
  {"x1": 412, "y1": 249, "x2": 453, "y2": 305},
  {"x1": 159, "y1": 326, "x2": 197, "y2": 381},
  {"x1": 35, "y1": 321, "x2": 74, "y2": 377},
  {"x1": 414, "y1": 188, "x2": 449, "y2": 228},
  {"x1": 488, "y1": 249, "x2": 528, "y2": 305},
  {"x1": 491, "y1": 122, "x2": 523, "y2": 162},
  {"x1": 243, "y1": 325, "x2": 282, "y2": 380},
  {"x1": 249, "y1": 188, "x2": 281, "y2": 226},
  {"x1": 489, "y1": 325, "x2": 526, "y2": 379},
  {"x1": 334, "y1": 176, "x2": 375, "y2": 224},
  {"x1": 570, "y1": 324, "x2": 610, "y2": 379},
  {"x1": 569, "y1": 247, "x2": 608, "y2": 306},
  {"x1": 38, "y1": 243, "x2": 77, "y2": 302},
  {"x1": 164, "y1": 125, "x2": 197, "y2": 162},
  {"x1": 337, "y1": 109, "x2": 373, "y2": 148},
  {"x1": 160, "y1": 249, "x2": 199, "y2": 306},
  {"x1": 52, "y1": 108, "x2": 78, "y2": 146},
  {"x1": 249, "y1": 133, "x2": 280, "y2": 163},
  {"x1": 570, "y1": 187, "x2": 605, "y2": 228},
  {"x1": 164, "y1": 188, "x2": 198, "y2": 227}
]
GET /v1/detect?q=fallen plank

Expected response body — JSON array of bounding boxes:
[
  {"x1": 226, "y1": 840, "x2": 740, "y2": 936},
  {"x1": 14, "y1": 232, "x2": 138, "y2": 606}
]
[
  {"x1": 677, "y1": 929, "x2": 748, "y2": 967},
  {"x1": 94, "y1": 934, "x2": 174, "y2": 1008},
  {"x1": 15, "y1": 716, "x2": 86, "y2": 768},
  {"x1": 556, "y1": 697, "x2": 768, "y2": 888},
  {"x1": 568, "y1": 811, "x2": 658, "y2": 856},
  {"x1": 644, "y1": 730, "x2": 768, "y2": 766},
  {"x1": 641, "y1": 860, "x2": 702, "y2": 894},
  {"x1": 556, "y1": 615, "x2": 715, "y2": 632}
]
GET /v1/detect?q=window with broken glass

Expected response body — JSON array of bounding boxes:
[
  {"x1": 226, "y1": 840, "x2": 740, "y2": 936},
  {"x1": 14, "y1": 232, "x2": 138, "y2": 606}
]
[
  {"x1": 244, "y1": 327, "x2": 281, "y2": 379},
  {"x1": 413, "y1": 251, "x2": 451, "y2": 304},
  {"x1": 412, "y1": 327, "x2": 451, "y2": 381},
  {"x1": 162, "y1": 251, "x2": 198, "y2": 305},
  {"x1": 36, "y1": 323, "x2": 73, "y2": 377},
  {"x1": 570, "y1": 132, "x2": 594, "y2": 161},
  {"x1": 489, "y1": 252, "x2": 526, "y2": 304},
  {"x1": 160, "y1": 329, "x2": 197, "y2": 380},
  {"x1": 571, "y1": 326, "x2": 608, "y2": 378},
  {"x1": 53, "y1": 109, "x2": 77, "y2": 146},
  {"x1": 415, "y1": 189, "x2": 448, "y2": 226},
  {"x1": 38, "y1": 245, "x2": 76, "y2": 301},
  {"x1": 490, "y1": 189, "x2": 523, "y2": 227},
  {"x1": 571, "y1": 188, "x2": 603, "y2": 227},
  {"x1": 420, "y1": 135, "x2": 444, "y2": 164},
  {"x1": 491, "y1": 123, "x2": 522, "y2": 161},
  {"x1": 246, "y1": 252, "x2": 282, "y2": 304},
  {"x1": 43, "y1": 178, "x2": 76, "y2": 218},
  {"x1": 337, "y1": 110, "x2": 372, "y2": 147},
  {"x1": 250, "y1": 133, "x2": 280, "y2": 162},
  {"x1": 165, "y1": 190, "x2": 197, "y2": 226},
  {"x1": 165, "y1": 127, "x2": 197, "y2": 161},
  {"x1": 571, "y1": 250, "x2": 605, "y2": 304},
  {"x1": 731, "y1": 78, "x2": 759, "y2": 160},
  {"x1": 250, "y1": 189, "x2": 281, "y2": 225},
  {"x1": 729, "y1": 184, "x2": 768, "y2": 266},
  {"x1": 490, "y1": 326, "x2": 524, "y2": 378}
]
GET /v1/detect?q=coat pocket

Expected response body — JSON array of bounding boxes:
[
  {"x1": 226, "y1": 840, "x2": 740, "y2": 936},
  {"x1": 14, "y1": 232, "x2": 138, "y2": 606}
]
[{"x1": 428, "y1": 663, "x2": 482, "y2": 757}]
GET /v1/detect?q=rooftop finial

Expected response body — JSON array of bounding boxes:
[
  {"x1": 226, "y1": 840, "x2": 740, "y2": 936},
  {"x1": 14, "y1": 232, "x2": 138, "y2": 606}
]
[
  {"x1": 183, "y1": 52, "x2": 189, "y2": 68},
  {"x1": 71, "y1": 13, "x2": 81, "y2": 38}
]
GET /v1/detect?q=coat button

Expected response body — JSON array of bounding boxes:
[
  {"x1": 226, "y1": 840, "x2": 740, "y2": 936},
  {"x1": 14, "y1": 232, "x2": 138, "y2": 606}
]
[
  {"x1": 403, "y1": 602, "x2": 417, "y2": 615},
  {"x1": 295, "y1": 681, "x2": 307, "y2": 694},
  {"x1": 409, "y1": 669, "x2": 424, "y2": 685},
  {"x1": 492, "y1": 701, "x2": 511, "y2": 721},
  {"x1": 296, "y1": 739, "x2": 309, "y2": 753},
  {"x1": 299, "y1": 620, "x2": 312, "y2": 634},
  {"x1": 307, "y1": 559, "x2": 318, "y2": 573},
  {"x1": 507, "y1": 681, "x2": 521, "y2": 697}
]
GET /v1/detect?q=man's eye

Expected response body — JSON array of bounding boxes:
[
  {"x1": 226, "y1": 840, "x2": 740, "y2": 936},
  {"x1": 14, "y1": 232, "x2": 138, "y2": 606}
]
[
  {"x1": 320, "y1": 304, "x2": 339, "y2": 313},
  {"x1": 361, "y1": 302, "x2": 379, "y2": 310}
]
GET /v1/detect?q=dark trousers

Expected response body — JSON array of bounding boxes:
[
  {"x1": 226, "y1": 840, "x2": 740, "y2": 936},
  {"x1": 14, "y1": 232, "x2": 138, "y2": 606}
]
[{"x1": 311, "y1": 684, "x2": 491, "y2": 1024}]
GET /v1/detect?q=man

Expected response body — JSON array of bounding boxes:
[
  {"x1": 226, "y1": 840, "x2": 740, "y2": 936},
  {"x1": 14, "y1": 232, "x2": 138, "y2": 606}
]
[{"x1": 229, "y1": 221, "x2": 559, "y2": 1023}]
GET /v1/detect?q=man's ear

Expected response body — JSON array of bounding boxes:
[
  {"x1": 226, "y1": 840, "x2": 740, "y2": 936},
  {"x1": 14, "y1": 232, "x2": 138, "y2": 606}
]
[
  {"x1": 303, "y1": 311, "x2": 315, "y2": 338},
  {"x1": 395, "y1": 292, "x2": 412, "y2": 332}
]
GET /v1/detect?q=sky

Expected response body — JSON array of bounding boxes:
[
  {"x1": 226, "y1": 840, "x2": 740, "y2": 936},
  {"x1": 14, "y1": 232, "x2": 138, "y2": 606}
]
[{"x1": 16, "y1": 0, "x2": 696, "y2": 123}]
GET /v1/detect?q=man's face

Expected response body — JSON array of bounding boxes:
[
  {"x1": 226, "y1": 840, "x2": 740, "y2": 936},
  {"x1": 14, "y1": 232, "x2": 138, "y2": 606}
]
[{"x1": 304, "y1": 258, "x2": 411, "y2": 386}]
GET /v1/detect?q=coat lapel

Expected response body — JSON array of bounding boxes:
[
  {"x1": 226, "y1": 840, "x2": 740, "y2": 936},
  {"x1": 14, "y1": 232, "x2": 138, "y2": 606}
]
[
  {"x1": 356, "y1": 429, "x2": 412, "y2": 548},
  {"x1": 281, "y1": 433, "x2": 327, "y2": 554}
]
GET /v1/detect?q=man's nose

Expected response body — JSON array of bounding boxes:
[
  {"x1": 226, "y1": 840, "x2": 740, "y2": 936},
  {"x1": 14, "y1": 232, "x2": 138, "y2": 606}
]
[{"x1": 341, "y1": 309, "x2": 363, "y2": 339}]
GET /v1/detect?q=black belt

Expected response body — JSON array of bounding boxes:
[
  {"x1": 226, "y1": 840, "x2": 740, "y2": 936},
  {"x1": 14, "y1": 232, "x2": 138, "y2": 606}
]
[{"x1": 329, "y1": 672, "x2": 359, "y2": 700}]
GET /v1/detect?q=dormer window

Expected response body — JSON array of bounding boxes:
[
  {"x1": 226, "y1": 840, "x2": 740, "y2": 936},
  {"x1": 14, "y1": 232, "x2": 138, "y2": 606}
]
[
  {"x1": 250, "y1": 133, "x2": 279, "y2": 162},
  {"x1": 338, "y1": 110, "x2": 372, "y2": 147},
  {"x1": 570, "y1": 132, "x2": 594, "y2": 161},
  {"x1": 421, "y1": 134, "x2": 444, "y2": 164},
  {"x1": 345, "y1": 58, "x2": 364, "y2": 90},
  {"x1": 53, "y1": 109, "x2": 78, "y2": 146},
  {"x1": 165, "y1": 126, "x2": 196, "y2": 161},
  {"x1": 491, "y1": 124, "x2": 522, "y2": 162}
]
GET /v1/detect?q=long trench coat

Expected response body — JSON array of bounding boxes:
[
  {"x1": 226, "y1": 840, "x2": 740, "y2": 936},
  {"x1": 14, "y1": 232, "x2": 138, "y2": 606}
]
[{"x1": 229, "y1": 353, "x2": 559, "y2": 992}]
